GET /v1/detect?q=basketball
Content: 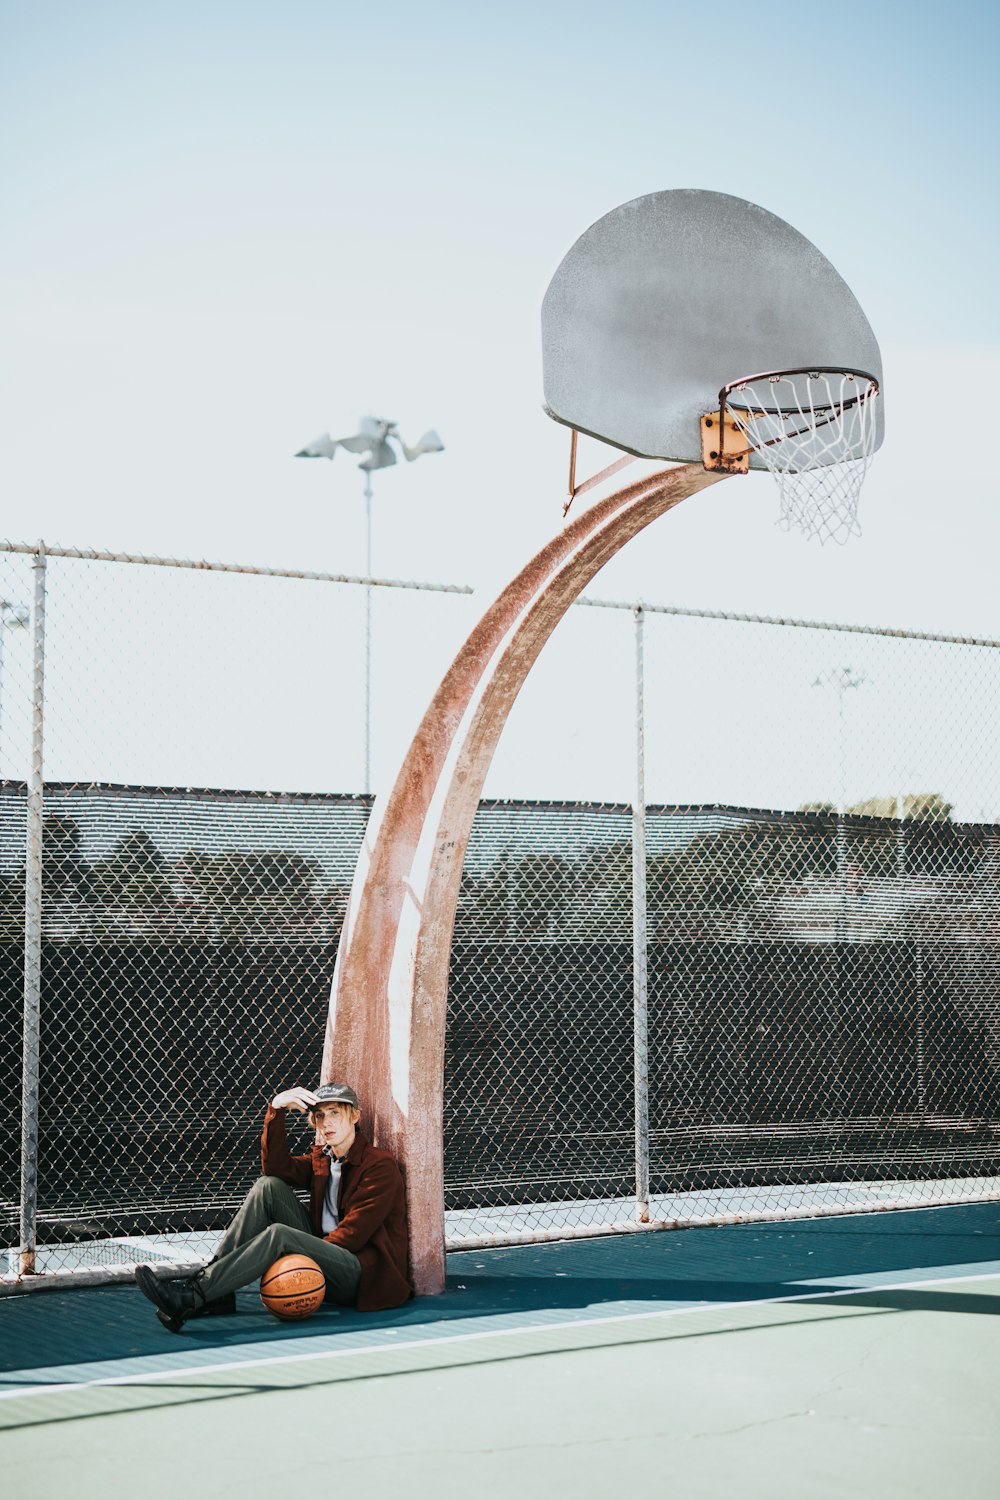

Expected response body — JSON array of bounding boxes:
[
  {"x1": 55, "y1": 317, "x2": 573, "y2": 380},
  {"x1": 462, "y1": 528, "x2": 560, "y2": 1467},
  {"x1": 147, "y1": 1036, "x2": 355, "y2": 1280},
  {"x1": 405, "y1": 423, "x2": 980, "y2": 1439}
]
[{"x1": 259, "y1": 1254, "x2": 326, "y2": 1321}]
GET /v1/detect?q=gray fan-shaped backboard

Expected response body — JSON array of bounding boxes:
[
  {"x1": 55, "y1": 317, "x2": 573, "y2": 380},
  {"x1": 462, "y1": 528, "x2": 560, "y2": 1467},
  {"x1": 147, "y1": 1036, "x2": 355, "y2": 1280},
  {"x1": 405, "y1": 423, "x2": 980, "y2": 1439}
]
[{"x1": 542, "y1": 189, "x2": 884, "y2": 469}]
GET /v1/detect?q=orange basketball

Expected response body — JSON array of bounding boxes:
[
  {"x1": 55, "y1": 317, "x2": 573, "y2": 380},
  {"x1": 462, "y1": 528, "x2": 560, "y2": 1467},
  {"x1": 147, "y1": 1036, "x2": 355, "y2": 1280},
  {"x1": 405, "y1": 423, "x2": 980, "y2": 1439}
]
[{"x1": 259, "y1": 1254, "x2": 326, "y2": 1321}]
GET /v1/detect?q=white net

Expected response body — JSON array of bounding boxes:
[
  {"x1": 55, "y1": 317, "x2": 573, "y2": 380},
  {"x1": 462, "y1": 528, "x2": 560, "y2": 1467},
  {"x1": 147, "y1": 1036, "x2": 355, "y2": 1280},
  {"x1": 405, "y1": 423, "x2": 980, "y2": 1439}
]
[{"x1": 728, "y1": 370, "x2": 880, "y2": 546}]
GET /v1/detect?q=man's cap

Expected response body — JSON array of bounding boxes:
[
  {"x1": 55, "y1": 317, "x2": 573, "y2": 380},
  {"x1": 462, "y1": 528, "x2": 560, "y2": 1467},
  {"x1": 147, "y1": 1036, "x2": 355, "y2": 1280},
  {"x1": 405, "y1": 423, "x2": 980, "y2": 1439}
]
[{"x1": 309, "y1": 1083, "x2": 359, "y2": 1110}]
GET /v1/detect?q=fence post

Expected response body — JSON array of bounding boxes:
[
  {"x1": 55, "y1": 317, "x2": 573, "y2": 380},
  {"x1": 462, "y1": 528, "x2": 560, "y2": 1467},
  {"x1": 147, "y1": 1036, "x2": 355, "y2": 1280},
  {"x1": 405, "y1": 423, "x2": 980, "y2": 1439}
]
[
  {"x1": 915, "y1": 940, "x2": 926, "y2": 1116},
  {"x1": 19, "y1": 542, "x2": 46, "y2": 1276},
  {"x1": 632, "y1": 605, "x2": 650, "y2": 1223}
]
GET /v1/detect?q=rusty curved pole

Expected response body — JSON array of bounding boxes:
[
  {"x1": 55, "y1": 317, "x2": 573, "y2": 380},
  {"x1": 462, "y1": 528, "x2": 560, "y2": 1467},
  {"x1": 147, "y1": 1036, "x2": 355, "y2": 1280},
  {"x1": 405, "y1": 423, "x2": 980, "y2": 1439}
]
[
  {"x1": 324, "y1": 461, "x2": 727, "y2": 1292},
  {"x1": 323, "y1": 462, "x2": 710, "y2": 1098}
]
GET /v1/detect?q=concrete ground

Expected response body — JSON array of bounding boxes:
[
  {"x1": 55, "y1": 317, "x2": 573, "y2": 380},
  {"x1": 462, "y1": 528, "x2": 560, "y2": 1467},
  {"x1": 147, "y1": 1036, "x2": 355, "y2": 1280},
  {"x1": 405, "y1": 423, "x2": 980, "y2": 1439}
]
[{"x1": 3, "y1": 1203, "x2": 999, "y2": 1499}]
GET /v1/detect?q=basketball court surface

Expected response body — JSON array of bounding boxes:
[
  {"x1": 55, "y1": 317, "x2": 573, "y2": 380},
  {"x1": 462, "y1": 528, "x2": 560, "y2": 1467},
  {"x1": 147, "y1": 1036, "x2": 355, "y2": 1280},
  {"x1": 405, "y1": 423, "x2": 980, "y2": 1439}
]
[{"x1": 3, "y1": 1202, "x2": 998, "y2": 1498}]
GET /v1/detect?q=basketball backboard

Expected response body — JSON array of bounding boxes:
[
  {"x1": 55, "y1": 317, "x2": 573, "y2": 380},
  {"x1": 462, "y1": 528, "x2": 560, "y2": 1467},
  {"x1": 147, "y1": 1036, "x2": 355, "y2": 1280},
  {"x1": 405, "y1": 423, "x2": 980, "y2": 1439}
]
[{"x1": 541, "y1": 189, "x2": 884, "y2": 472}]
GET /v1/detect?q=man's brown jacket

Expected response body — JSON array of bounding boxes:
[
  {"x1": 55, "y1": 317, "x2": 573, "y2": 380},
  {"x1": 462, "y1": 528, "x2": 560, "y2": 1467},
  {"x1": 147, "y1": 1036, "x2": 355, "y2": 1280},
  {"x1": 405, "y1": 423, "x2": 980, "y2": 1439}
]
[{"x1": 260, "y1": 1104, "x2": 412, "y2": 1312}]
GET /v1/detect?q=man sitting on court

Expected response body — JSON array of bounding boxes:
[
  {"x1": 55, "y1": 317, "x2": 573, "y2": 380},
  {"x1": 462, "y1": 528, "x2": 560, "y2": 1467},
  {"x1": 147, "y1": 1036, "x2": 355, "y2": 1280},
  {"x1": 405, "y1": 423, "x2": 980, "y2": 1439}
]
[{"x1": 135, "y1": 1082, "x2": 412, "y2": 1333}]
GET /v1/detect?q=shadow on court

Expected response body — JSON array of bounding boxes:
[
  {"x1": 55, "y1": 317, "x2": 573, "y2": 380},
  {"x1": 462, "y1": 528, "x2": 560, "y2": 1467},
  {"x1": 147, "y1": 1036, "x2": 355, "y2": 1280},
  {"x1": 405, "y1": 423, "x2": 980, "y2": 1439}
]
[
  {"x1": 808, "y1": 1284, "x2": 1000, "y2": 1317},
  {"x1": 3, "y1": 1200, "x2": 998, "y2": 1381}
]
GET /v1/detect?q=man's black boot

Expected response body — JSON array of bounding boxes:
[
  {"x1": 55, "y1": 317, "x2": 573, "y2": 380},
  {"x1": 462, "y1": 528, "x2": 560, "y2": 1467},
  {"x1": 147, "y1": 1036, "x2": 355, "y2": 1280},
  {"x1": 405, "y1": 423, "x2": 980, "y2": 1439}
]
[
  {"x1": 189, "y1": 1290, "x2": 237, "y2": 1318},
  {"x1": 134, "y1": 1264, "x2": 201, "y2": 1334}
]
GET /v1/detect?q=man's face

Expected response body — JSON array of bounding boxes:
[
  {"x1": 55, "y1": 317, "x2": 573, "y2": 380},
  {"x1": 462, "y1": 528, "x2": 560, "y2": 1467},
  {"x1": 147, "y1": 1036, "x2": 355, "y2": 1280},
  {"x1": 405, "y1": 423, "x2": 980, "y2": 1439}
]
[{"x1": 311, "y1": 1101, "x2": 360, "y2": 1156}]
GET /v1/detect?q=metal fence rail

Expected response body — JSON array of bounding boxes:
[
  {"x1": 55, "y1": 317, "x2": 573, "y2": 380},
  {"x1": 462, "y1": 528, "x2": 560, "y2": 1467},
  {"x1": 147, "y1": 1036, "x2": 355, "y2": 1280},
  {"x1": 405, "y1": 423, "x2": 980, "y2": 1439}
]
[{"x1": 1, "y1": 540, "x2": 998, "y2": 1290}]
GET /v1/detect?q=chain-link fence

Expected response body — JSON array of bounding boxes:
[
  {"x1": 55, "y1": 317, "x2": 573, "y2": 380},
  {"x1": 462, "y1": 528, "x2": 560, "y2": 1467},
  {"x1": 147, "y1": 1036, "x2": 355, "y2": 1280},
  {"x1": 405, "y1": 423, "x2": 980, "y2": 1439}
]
[
  {"x1": 1, "y1": 541, "x2": 998, "y2": 1289},
  {"x1": 447, "y1": 804, "x2": 1000, "y2": 1245}
]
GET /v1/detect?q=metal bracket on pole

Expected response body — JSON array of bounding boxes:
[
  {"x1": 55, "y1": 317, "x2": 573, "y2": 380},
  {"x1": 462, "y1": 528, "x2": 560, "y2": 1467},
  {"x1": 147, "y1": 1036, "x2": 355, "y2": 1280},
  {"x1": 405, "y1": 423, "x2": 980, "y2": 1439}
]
[
  {"x1": 19, "y1": 542, "x2": 46, "y2": 1277},
  {"x1": 564, "y1": 429, "x2": 638, "y2": 517}
]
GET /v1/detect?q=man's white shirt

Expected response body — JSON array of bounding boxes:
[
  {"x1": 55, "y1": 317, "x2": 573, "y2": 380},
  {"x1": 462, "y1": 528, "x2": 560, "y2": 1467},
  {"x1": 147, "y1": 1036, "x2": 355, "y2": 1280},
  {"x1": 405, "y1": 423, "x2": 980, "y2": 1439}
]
[{"x1": 321, "y1": 1149, "x2": 343, "y2": 1234}]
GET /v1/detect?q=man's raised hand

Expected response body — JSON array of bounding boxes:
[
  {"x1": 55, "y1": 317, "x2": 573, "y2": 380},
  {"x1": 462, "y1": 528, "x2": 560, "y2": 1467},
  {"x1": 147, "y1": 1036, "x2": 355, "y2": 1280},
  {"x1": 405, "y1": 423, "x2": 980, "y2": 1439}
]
[{"x1": 271, "y1": 1086, "x2": 319, "y2": 1113}]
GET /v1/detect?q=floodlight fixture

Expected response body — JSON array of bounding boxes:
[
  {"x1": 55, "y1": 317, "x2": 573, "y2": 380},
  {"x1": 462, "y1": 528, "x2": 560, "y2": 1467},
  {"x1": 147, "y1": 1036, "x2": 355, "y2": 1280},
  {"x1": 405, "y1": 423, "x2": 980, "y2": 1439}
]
[{"x1": 295, "y1": 417, "x2": 444, "y2": 472}]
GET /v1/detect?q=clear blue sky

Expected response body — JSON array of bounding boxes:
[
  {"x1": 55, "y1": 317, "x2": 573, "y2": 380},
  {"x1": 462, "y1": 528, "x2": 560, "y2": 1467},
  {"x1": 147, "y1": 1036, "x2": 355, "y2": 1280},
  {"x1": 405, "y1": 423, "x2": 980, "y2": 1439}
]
[{"x1": 2, "y1": 1, "x2": 998, "y2": 801}]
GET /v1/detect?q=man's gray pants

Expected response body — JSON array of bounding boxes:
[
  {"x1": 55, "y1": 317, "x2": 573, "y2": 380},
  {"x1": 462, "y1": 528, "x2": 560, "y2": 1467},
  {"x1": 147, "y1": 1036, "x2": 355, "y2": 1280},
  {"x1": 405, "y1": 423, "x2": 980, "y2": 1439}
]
[{"x1": 196, "y1": 1175, "x2": 362, "y2": 1306}]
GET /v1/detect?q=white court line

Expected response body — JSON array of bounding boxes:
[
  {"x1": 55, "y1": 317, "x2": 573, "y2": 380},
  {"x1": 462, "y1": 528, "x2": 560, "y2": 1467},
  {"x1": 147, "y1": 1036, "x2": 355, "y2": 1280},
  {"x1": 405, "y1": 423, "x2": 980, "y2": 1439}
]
[{"x1": 3, "y1": 1267, "x2": 999, "y2": 1406}]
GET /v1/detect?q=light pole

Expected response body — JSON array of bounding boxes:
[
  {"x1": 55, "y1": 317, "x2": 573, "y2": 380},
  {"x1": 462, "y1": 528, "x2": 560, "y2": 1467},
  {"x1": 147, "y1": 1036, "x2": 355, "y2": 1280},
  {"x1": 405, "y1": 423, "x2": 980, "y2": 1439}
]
[
  {"x1": 813, "y1": 666, "x2": 866, "y2": 939},
  {"x1": 296, "y1": 417, "x2": 443, "y2": 794},
  {"x1": 0, "y1": 601, "x2": 30, "y2": 778}
]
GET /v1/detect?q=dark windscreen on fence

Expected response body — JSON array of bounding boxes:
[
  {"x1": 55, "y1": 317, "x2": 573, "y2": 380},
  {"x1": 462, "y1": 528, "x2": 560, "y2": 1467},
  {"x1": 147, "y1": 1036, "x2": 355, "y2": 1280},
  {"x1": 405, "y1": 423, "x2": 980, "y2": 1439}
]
[{"x1": 1, "y1": 783, "x2": 998, "y2": 1273}]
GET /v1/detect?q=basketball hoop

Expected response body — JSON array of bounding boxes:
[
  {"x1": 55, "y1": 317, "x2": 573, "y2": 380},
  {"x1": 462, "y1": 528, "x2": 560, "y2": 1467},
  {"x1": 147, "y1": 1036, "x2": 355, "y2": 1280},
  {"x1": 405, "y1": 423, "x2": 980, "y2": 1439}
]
[{"x1": 703, "y1": 368, "x2": 880, "y2": 545}]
